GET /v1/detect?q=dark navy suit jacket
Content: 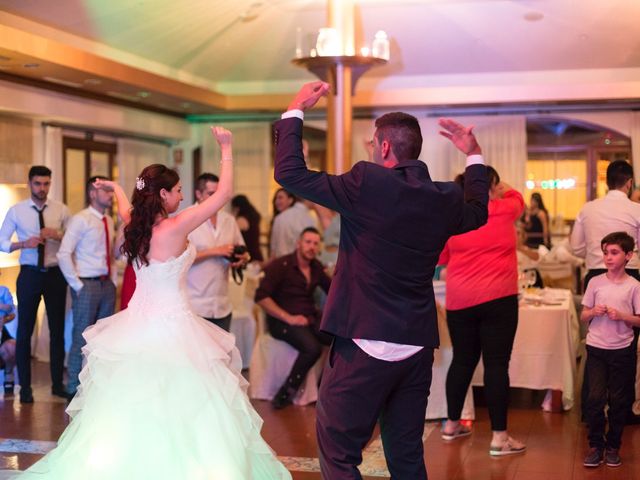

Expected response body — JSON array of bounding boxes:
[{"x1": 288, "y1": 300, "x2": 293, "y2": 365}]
[{"x1": 274, "y1": 117, "x2": 488, "y2": 348}]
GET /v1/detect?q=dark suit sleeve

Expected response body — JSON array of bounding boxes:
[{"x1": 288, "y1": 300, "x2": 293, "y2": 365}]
[
  {"x1": 449, "y1": 163, "x2": 489, "y2": 235},
  {"x1": 274, "y1": 117, "x2": 363, "y2": 216}
]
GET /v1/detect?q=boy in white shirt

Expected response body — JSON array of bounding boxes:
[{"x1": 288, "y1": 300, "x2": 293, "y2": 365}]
[{"x1": 581, "y1": 231, "x2": 640, "y2": 468}]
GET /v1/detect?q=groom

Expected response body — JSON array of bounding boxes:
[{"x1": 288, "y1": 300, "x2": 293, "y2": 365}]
[{"x1": 273, "y1": 82, "x2": 489, "y2": 479}]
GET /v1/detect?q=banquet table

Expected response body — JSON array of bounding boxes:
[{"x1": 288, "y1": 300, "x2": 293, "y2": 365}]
[{"x1": 426, "y1": 285, "x2": 580, "y2": 420}]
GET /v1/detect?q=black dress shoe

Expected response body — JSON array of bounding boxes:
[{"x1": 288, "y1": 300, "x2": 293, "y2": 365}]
[
  {"x1": 51, "y1": 385, "x2": 69, "y2": 399},
  {"x1": 20, "y1": 388, "x2": 34, "y2": 404}
]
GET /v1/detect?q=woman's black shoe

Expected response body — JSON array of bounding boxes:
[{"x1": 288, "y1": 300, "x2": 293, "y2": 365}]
[{"x1": 3, "y1": 380, "x2": 14, "y2": 396}]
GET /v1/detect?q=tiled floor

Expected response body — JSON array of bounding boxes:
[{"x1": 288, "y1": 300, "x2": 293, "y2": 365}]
[{"x1": 1, "y1": 360, "x2": 639, "y2": 479}]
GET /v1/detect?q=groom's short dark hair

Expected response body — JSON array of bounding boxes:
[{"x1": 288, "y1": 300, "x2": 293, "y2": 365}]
[{"x1": 374, "y1": 112, "x2": 423, "y2": 161}]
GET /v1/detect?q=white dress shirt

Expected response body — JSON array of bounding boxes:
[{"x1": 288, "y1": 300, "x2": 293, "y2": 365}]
[
  {"x1": 281, "y1": 108, "x2": 485, "y2": 362},
  {"x1": 270, "y1": 202, "x2": 316, "y2": 259},
  {"x1": 57, "y1": 206, "x2": 116, "y2": 292},
  {"x1": 0, "y1": 198, "x2": 70, "y2": 267},
  {"x1": 186, "y1": 210, "x2": 245, "y2": 319},
  {"x1": 570, "y1": 189, "x2": 640, "y2": 270}
]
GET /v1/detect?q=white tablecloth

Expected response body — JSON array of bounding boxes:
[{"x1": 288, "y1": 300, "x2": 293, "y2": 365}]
[{"x1": 426, "y1": 287, "x2": 580, "y2": 419}]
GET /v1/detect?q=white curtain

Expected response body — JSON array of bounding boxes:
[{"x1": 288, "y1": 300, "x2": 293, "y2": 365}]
[
  {"x1": 42, "y1": 125, "x2": 63, "y2": 201},
  {"x1": 116, "y1": 138, "x2": 171, "y2": 198},
  {"x1": 421, "y1": 115, "x2": 527, "y2": 188}
]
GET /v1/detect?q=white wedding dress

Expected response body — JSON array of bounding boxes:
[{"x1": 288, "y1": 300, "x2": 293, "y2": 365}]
[{"x1": 15, "y1": 244, "x2": 291, "y2": 480}]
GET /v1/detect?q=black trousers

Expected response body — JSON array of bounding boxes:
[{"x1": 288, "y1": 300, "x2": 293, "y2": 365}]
[
  {"x1": 581, "y1": 269, "x2": 640, "y2": 423},
  {"x1": 16, "y1": 266, "x2": 67, "y2": 390},
  {"x1": 266, "y1": 315, "x2": 332, "y2": 391},
  {"x1": 446, "y1": 295, "x2": 519, "y2": 431},
  {"x1": 203, "y1": 312, "x2": 232, "y2": 332},
  {"x1": 585, "y1": 344, "x2": 635, "y2": 449},
  {"x1": 316, "y1": 337, "x2": 434, "y2": 480}
]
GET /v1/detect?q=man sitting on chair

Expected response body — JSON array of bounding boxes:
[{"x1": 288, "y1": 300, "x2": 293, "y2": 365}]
[{"x1": 255, "y1": 227, "x2": 332, "y2": 409}]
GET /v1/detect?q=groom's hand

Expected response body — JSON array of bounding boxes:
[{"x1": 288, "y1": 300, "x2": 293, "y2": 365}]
[
  {"x1": 438, "y1": 118, "x2": 482, "y2": 156},
  {"x1": 287, "y1": 81, "x2": 330, "y2": 112}
]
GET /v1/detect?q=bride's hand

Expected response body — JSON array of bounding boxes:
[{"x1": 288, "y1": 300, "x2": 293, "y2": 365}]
[
  {"x1": 211, "y1": 126, "x2": 232, "y2": 148},
  {"x1": 93, "y1": 178, "x2": 116, "y2": 191}
]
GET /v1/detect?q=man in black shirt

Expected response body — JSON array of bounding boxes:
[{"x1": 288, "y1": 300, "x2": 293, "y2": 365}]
[{"x1": 255, "y1": 227, "x2": 332, "y2": 409}]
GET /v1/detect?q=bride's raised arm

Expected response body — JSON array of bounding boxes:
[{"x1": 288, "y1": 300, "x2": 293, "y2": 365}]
[
  {"x1": 172, "y1": 126, "x2": 234, "y2": 235},
  {"x1": 93, "y1": 178, "x2": 132, "y2": 225}
]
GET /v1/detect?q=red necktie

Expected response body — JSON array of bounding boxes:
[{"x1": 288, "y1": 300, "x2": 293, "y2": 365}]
[{"x1": 102, "y1": 216, "x2": 111, "y2": 278}]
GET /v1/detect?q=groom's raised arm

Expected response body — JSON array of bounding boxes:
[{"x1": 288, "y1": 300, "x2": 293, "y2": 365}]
[{"x1": 274, "y1": 82, "x2": 363, "y2": 216}]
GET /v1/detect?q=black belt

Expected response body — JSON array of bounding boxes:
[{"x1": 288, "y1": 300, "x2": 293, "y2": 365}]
[
  {"x1": 80, "y1": 276, "x2": 110, "y2": 281},
  {"x1": 22, "y1": 265, "x2": 58, "y2": 273}
]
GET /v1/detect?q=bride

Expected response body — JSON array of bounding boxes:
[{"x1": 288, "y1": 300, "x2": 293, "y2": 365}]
[{"x1": 15, "y1": 127, "x2": 291, "y2": 480}]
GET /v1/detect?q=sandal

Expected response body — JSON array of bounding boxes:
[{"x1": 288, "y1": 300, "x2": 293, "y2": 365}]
[
  {"x1": 489, "y1": 437, "x2": 526, "y2": 456},
  {"x1": 441, "y1": 423, "x2": 472, "y2": 441}
]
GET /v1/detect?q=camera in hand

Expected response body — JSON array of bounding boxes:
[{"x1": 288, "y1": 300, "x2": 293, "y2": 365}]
[{"x1": 226, "y1": 245, "x2": 248, "y2": 284}]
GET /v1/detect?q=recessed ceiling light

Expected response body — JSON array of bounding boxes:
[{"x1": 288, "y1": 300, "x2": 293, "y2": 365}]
[
  {"x1": 23, "y1": 63, "x2": 40, "y2": 68},
  {"x1": 43, "y1": 76, "x2": 83, "y2": 88},
  {"x1": 84, "y1": 78, "x2": 102, "y2": 85},
  {"x1": 523, "y1": 11, "x2": 544, "y2": 22}
]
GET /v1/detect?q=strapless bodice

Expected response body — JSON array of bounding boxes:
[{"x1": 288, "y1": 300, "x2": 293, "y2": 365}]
[{"x1": 127, "y1": 243, "x2": 196, "y2": 315}]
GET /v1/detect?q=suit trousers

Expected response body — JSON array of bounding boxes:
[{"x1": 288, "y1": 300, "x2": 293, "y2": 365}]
[
  {"x1": 316, "y1": 336, "x2": 434, "y2": 480},
  {"x1": 16, "y1": 266, "x2": 67, "y2": 390},
  {"x1": 67, "y1": 278, "x2": 116, "y2": 393}
]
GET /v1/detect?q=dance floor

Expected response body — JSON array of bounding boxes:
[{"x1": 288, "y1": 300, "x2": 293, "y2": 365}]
[{"x1": 1, "y1": 360, "x2": 639, "y2": 479}]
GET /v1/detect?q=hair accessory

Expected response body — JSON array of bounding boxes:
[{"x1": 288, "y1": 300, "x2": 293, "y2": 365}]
[{"x1": 135, "y1": 176, "x2": 146, "y2": 191}]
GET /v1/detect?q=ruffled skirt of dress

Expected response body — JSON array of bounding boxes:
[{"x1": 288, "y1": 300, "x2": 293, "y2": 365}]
[{"x1": 14, "y1": 303, "x2": 291, "y2": 480}]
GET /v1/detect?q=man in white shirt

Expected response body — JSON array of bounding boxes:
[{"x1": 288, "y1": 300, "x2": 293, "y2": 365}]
[
  {"x1": 570, "y1": 159, "x2": 640, "y2": 423},
  {"x1": 0, "y1": 165, "x2": 70, "y2": 403},
  {"x1": 186, "y1": 173, "x2": 248, "y2": 332},
  {"x1": 571, "y1": 160, "x2": 640, "y2": 287},
  {"x1": 270, "y1": 194, "x2": 315, "y2": 259},
  {"x1": 57, "y1": 176, "x2": 117, "y2": 398}
]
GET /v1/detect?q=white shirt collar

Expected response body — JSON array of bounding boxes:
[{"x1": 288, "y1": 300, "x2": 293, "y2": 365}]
[
  {"x1": 88, "y1": 206, "x2": 105, "y2": 219},
  {"x1": 28, "y1": 198, "x2": 49, "y2": 210},
  {"x1": 606, "y1": 189, "x2": 629, "y2": 199}
]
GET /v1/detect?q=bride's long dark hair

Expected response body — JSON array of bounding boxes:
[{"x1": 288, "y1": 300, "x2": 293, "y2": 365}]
[{"x1": 122, "y1": 164, "x2": 180, "y2": 266}]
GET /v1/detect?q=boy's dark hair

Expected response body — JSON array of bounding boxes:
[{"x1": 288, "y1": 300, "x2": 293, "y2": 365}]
[
  {"x1": 195, "y1": 173, "x2": 219, "y2": 192},
  {"x1": 374, "y1": 112, "x2": 423, "y2": 161},
  {"x1": 606, "y1": 160, "x2": 633, "y2": 190},
  {"x1": 28, "y1": 165, "x2": 52, "y2": 180},
  {"x1": 601, "y1": 231, "x2": 635, "y2": 254}
]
